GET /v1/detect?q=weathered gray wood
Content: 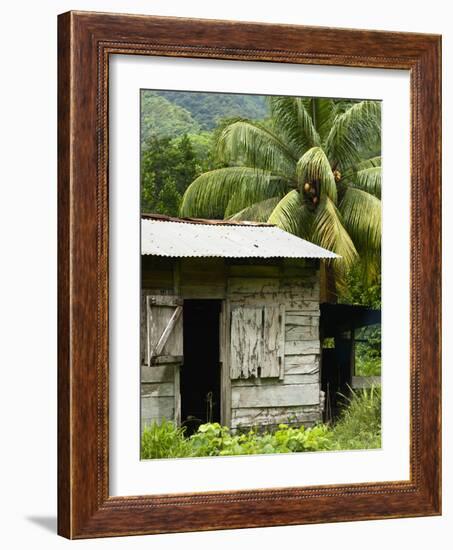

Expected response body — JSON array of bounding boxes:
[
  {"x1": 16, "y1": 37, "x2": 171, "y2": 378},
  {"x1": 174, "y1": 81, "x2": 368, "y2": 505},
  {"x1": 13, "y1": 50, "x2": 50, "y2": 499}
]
[
  {"x1": 147, "y1": 295, "x2": 183, "y2": 306},
  {"x1": 228, "y1": 277, "x2": 280, "y2": 294},
  {"x1": 286, "y1": 312, "x2": 320, "y2": 326},
  {"x1": 141, "y1": 396, "x2": 175, "y2": 425},
  {"x1": 278, "y1": 304, "x2": 285, "y2": 379},
  {"x1": 261, "y1": 305, "x2": 283, "y2": 378},
  {"x1": 230, "y1": 304, "x2": 284, "y2": 379},
  {"x1": 141, "y1": 382, "x2": 175, "y2": 398},
  {"x1": 284, "y1": 356, "x2": 320, "y2": 375},
  {"x1": 284, "y1": 353, "x2": 319, "y2": 366},
  {"x1": 285, "y1": 300, "x2": 320, "y2": 312},
  {"x1": 285, "y1": 340, "x2": 321, "y2": 355},
  {"x1": 285, "y1": 324, "x2": 319, "y2": 341},
  {"x1": 146, "y1": 295, "x2": 183, "y2": 366},
  {"x1": 232, "y1": 383, "x2": 320, "y2": 408},
  {"x1": 230, "y1": 306, "x2": 262, "y2": 379},
  {"x1": 352, "y1": 376, "x2": 381, "y2": 389},
  {"x1": 141, "y1": 364, "x2": 176, "y2": 383},
  {"x1": 152, "y1": 355, "x2": 183, "y2": 365},
  {"x1": 174, "y1": 365, "x2": 181, "y2": 426},
  {"x1": 232, "y1": 373, "x2": 319, "y2": 386},
  {"x1": 220, "y1": 301, "x2": 232, "y2": 426},
  {"x1": 229, "y1": 293, "x2": 320, "y2": 311},
  {"x1": 232, "y1": 406, "x2": 321, "y2": 428},
  {"x1": 151, "y1": 305, "x2": 182, "y2": 359},
  {"x1": 140, "y1": 291, "x2": 148, "y2": 366}
]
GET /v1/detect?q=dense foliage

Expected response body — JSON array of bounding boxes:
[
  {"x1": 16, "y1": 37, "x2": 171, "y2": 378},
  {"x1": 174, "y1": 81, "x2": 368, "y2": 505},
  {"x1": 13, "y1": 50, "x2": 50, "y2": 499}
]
[
  {"x1": 141, "y1": 386, "x2": 381, "y2": 459},
  {"x1": 141, "y1": 135, "x2": 203, "y2": 216}
]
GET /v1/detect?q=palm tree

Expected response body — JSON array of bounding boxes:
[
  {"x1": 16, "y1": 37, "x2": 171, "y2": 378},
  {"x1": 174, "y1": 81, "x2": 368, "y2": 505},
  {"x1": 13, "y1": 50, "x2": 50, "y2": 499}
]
[{"x1": 179, "y1": 97, "x2": 381, "y2": 294}]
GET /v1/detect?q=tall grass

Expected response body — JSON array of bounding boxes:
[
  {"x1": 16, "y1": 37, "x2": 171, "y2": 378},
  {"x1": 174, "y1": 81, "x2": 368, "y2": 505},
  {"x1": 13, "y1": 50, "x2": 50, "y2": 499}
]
[
  {"x1": 329, "y1": 385, "x2": 381, "y2": 450},
  {"x1": 141, "y1": 418, "x2": 192, "y2": 458}
]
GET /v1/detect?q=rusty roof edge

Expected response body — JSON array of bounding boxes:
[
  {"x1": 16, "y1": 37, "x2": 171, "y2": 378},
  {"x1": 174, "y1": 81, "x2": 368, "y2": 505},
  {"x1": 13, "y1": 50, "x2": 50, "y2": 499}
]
[{"x1": 141, "y1": 212, "x2": 274, "y2": 227}]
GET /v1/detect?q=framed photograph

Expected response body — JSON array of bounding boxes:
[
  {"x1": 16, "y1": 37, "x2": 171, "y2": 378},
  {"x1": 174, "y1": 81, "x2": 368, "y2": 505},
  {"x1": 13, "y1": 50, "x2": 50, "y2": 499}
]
[{"x1": 58, "y1": 11, "x2": 441, "y2": 538}]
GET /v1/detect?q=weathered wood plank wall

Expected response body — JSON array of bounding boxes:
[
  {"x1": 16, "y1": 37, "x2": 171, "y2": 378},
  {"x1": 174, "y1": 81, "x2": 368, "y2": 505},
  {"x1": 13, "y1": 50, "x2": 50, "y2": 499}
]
[
  {"x1": 141, "y1": 364, "x2": 179, "y2": 428},
  {"x1": 141, "y1": 256, "x2": 323, "y2": 431},
  {"x1": 227, "y1": 259, "x2": 323, "y2": 431}
]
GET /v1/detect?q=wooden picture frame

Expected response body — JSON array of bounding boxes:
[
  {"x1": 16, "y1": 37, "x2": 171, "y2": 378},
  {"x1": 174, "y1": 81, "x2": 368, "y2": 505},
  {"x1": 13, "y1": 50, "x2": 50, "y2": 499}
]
[{"x1": 58, "y1": 10, "x2": 441, "y2": 539}]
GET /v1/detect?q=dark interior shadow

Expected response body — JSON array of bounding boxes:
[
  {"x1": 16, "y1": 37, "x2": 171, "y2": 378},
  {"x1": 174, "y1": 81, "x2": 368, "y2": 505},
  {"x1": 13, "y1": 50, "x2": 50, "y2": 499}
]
[{"x1": 26, "y1": 516, "x2": 57, "y2": 534}]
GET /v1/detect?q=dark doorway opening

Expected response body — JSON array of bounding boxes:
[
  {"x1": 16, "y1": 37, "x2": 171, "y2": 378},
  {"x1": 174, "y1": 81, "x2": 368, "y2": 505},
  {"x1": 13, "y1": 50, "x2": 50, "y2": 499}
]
[{"x1": 181, "y1": 300, "x2": 221, "y2": 434}]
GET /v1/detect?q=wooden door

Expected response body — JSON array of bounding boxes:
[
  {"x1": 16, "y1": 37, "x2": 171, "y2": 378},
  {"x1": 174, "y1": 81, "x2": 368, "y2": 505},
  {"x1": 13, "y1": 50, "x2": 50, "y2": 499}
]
[{"x1": 141, "y1": 294, "x2": 183, "y2": 428}]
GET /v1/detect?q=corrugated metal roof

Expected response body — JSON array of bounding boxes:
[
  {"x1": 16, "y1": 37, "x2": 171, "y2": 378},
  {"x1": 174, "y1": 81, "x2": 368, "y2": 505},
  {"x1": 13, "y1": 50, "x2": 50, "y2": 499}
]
[{"x1": 141, "y1": 218, "x2": 339, "y2": 259}]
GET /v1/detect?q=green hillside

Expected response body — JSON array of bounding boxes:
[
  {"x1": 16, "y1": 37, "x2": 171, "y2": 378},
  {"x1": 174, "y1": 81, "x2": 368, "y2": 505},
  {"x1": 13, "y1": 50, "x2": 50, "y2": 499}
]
[
  {"x1": 141, "y1": 92, "x2": 201, "y2": 143},
  {"x1": 154, "y1": 91, "x2": 269, "y2": 130}
]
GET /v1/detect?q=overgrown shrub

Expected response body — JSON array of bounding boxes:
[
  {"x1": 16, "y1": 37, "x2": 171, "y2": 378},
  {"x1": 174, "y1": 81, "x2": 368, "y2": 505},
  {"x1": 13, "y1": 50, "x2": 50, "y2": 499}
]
[{"x1": 140, "y1": 387, "x2": 381, "y2": 459}]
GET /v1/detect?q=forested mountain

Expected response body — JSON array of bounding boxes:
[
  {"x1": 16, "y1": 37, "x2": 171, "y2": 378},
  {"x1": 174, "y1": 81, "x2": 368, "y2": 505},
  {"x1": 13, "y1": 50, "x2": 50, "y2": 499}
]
[
  {"x1": 141, "y1": 92, "x2": 201, "y2": 143},
  {"x1": 156, "y1": 91, "x2": 268, "y2": 129},
  {"x1": 142, "y1": 90, "x2": 268, "y2": 138}
]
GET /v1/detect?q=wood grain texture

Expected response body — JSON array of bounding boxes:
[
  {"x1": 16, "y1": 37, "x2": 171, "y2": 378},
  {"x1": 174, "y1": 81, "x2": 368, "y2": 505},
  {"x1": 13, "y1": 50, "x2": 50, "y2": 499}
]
[{"x1": 58, "y1": 10, "x2": 441, "y2": 539}]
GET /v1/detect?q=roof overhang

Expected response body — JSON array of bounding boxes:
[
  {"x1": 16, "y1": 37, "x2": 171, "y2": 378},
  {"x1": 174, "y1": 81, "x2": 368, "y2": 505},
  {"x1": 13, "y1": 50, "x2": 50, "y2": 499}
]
[{"x1": 141, "y1": 218, "x2": 340, "y2": 260}]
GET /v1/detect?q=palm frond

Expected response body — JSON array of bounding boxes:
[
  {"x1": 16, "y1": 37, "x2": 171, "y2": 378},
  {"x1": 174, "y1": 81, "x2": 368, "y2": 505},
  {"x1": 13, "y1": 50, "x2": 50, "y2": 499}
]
[
  {"x1": 325, "y1": 100, "x2": 381, "y2": 169},
  {"x1": 269, "y1": 97, "x2": 320, "y2": 156},
  {"x1": 354, "y1": 166, "x2": 381, "y2": 198},
  {"x1": 179, "y1": 167, "x2": 279, "y2": 218},
  {"x1": 339, "y1": 187, "x2": 381, "y2": 253},
  {"x1": 228, "y1": 197, "x2": 282, "y2": 222},
  {"x1": 224, "y1": 176, "x2": 287, "y2": 218},
  {"x1": 216, "y1": 120, "x2": 297, "y2": 177},
  {"x1": 296, "y1": 146, "x2": 338, "y2": 203},
  {"x1": 354, "y1": 156, "x2": 381, "y2": 170},
  {"x1": 267, "y1": 190, "x2": 310, "y2": 236},
  {"x1": 309, "y1": 98, "x2": 337, "y2": 142},
  {"x1": 312, "y1": 196, "x2": 358, "y2": 270}
]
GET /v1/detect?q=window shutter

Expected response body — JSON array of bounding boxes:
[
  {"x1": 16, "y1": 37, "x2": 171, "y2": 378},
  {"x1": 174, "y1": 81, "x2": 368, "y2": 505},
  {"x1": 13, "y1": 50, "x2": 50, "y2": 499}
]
[
  {"x1": 145, "y1": 295, "x2": 183, "y2": 366},
  {"x1": 230, "y1": 305, "x2": 284, "y2": 379}
]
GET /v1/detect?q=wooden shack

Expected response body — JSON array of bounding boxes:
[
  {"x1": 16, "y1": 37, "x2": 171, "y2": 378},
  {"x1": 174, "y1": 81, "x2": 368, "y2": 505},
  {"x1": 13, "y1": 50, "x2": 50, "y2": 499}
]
[{"x1": 140, "y1": 214, "x2": 338, "y2": 433}]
